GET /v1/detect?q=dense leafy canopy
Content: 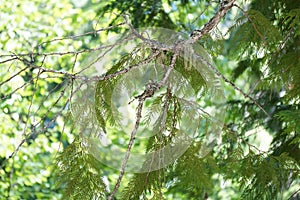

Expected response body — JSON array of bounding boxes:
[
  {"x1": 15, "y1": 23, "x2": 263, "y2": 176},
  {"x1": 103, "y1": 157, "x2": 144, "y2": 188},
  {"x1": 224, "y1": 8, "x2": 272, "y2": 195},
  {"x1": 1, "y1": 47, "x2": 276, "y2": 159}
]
[{"x1": 0, "y1": 0, "x2": 299, "y2": 199}]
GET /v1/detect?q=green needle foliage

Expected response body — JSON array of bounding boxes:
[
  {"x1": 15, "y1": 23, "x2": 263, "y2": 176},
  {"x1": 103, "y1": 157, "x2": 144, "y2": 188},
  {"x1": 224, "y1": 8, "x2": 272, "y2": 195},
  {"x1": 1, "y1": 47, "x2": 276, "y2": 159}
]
[
  {"x1": 0, "y1": 0, "x2": 299, "y2": 199},
  {"x1": 55, "y1": 137, "x2": 108, "y2": 199}
]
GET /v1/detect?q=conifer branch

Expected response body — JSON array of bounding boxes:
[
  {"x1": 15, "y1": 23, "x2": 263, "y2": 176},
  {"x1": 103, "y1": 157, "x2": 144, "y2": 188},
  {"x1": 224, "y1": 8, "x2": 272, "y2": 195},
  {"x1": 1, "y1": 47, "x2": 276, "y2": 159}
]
[
  {"x1": 189, "y1": 1, "x2": 271, "y2": 118},
  {"x1": 0, "y1": 37, "x2": 161, "y2": 167},
  {"x1": 122, "y1": 0, "x2": 236, "y2": 51},
  {"x1": 121, "y1": 1, "x2": 273, "y2": 121},
  {"x1": 234, "y1": 4, "x2": 265, "y2": 45},
  {"x1": 195, "y1": 54, "x2": 272, "y2": 118},
  {"x1": 10, "y1": 49, "x2": 161, "y2": 83},
  {"x1": 107, "y1": 3, "x2": 240, "y2": 197},
  {"x1": 121, "y1": 2, "x2": 271, "y2": 121},
  {"x1": 108, "y1": 53, "x2": 178, "y2": 199},
  {"x1": 188, "y1": 0, "x2": 235, "y2": 43},
  {"x1": 249, "y1": 28, "x2": 295, "y2": 94},
  {"x1": 108, "y1": 100, "x2": 144, "y2": 200}
]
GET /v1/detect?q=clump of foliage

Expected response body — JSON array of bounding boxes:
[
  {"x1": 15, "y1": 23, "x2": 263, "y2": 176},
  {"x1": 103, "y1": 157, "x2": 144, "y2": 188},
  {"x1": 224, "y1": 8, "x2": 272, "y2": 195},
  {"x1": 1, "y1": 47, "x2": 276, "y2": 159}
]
[{"x1": 0, "y1": 0, "x2": 299, "y2": 199}]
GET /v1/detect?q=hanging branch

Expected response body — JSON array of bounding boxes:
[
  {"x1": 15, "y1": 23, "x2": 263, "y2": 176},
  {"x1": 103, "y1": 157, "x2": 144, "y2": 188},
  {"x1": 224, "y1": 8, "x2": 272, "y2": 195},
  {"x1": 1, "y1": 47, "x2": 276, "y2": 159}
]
[
  {"x1": 194, "y1": 54, "x2": 272, "y2": 118},
  {"x1": 188, "y1": 0, "x2": 271, "y2": 118},
  {"x1": 1, "y1": 1, "x2": 279, "y2": 198},
  {"x1": 121, "y1": 0, "x2": 270, "y2": 119},
  {"x1": 108, "y1": 1, "x2": 237, "y2": 198},
  {"x1": 108, "y1": 52, "x2": 178, "y2": 199},
  {"x1": 107, "y1": 100, "x2": 144, "y2": 200},
  {"x1": 0, "y1": 37, "x2": 162, "y2": 168}
]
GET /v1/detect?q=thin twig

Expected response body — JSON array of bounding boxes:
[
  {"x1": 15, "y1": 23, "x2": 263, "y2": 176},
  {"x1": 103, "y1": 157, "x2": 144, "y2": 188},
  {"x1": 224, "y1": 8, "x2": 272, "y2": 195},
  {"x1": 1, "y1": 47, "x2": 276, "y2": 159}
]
[
  {"x1": 74, "y1": 33, "x2": 136, "y2": 75},
  {"x1": 195, "y1": 54, "x2": 271, "y2": 118},
  {"x1": 20, "y1": 67, "x2": 41, "y2": 138},
  {"x1": 123, "y1": 14, "x2": 172, "y2": 51},
  {"x1": 288, "y1": 188, "x2": 300, "y2": 200},
  {"x1": 0, "y1": 43, "x2": 122, "y2": 58},
  {"x1": 249, "y1": 28, "x2": 295, "y2": 94},
  {"x1": 0, "y1": 65, "x2": 30, "y2": 87},
  {"x1": 1, "y1": 75, "x2": 37, "y2": 100},
  {"x1": 158, "y1": 53, "x2": 179, "y2": 87},
  {"x1": 234, "y1": 4, "x2": 265, "y2": 45},
  {"x1": 108, "y1": 100, "x2": 144, "y2": 200},
  {"x1": 35, "y1": 23, "x2": 125, "y2": 48},
  {"x1": 0, "y1": 57, "x2": 18, "y2": 64},
  {"x1": 89, "y1": 49, "x2": 162, "y2": 82},
  {"x1": 3, "y1": 80, "x2": 71, "y2": 164},
  {"x1": 190, "y1": 1, "x2": 212, "y2": 25},
  {"x1": 0, "y1": 80, "x2": 83, "y2": 170},
  {"x1": 7, "y1": 48, "x2": 161, "y2": 84}
]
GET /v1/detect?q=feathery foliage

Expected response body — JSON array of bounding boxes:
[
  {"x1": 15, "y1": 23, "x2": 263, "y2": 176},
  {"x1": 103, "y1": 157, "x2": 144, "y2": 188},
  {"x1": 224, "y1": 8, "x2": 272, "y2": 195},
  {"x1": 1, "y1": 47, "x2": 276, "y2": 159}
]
[
  {"x1": 0, "y1": 0, "x2": 299, "y2": 199},
  {"x1": 55, "y1": 137, "x2": 108, "y2": 199}
]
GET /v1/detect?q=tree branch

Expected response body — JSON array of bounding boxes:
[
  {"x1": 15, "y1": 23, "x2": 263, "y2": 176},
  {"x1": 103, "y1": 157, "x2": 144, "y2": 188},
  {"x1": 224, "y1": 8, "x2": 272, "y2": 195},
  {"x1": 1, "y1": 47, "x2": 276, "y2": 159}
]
[
  {"x1": 188, "y1": 0, "x2": 235, "y2": 43},
  {"x1": 107, "y1": 100, "x2": 144, "y2": 200},
  {"x1": 195, "y1": 54, "x2": 272, "y2": 118},
  {"x1": 108, "y1": 53, "x2": 178, "y2": 199},
  {"x1": 107, "y1": 2, "x2": 238, "y2": 197}
]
